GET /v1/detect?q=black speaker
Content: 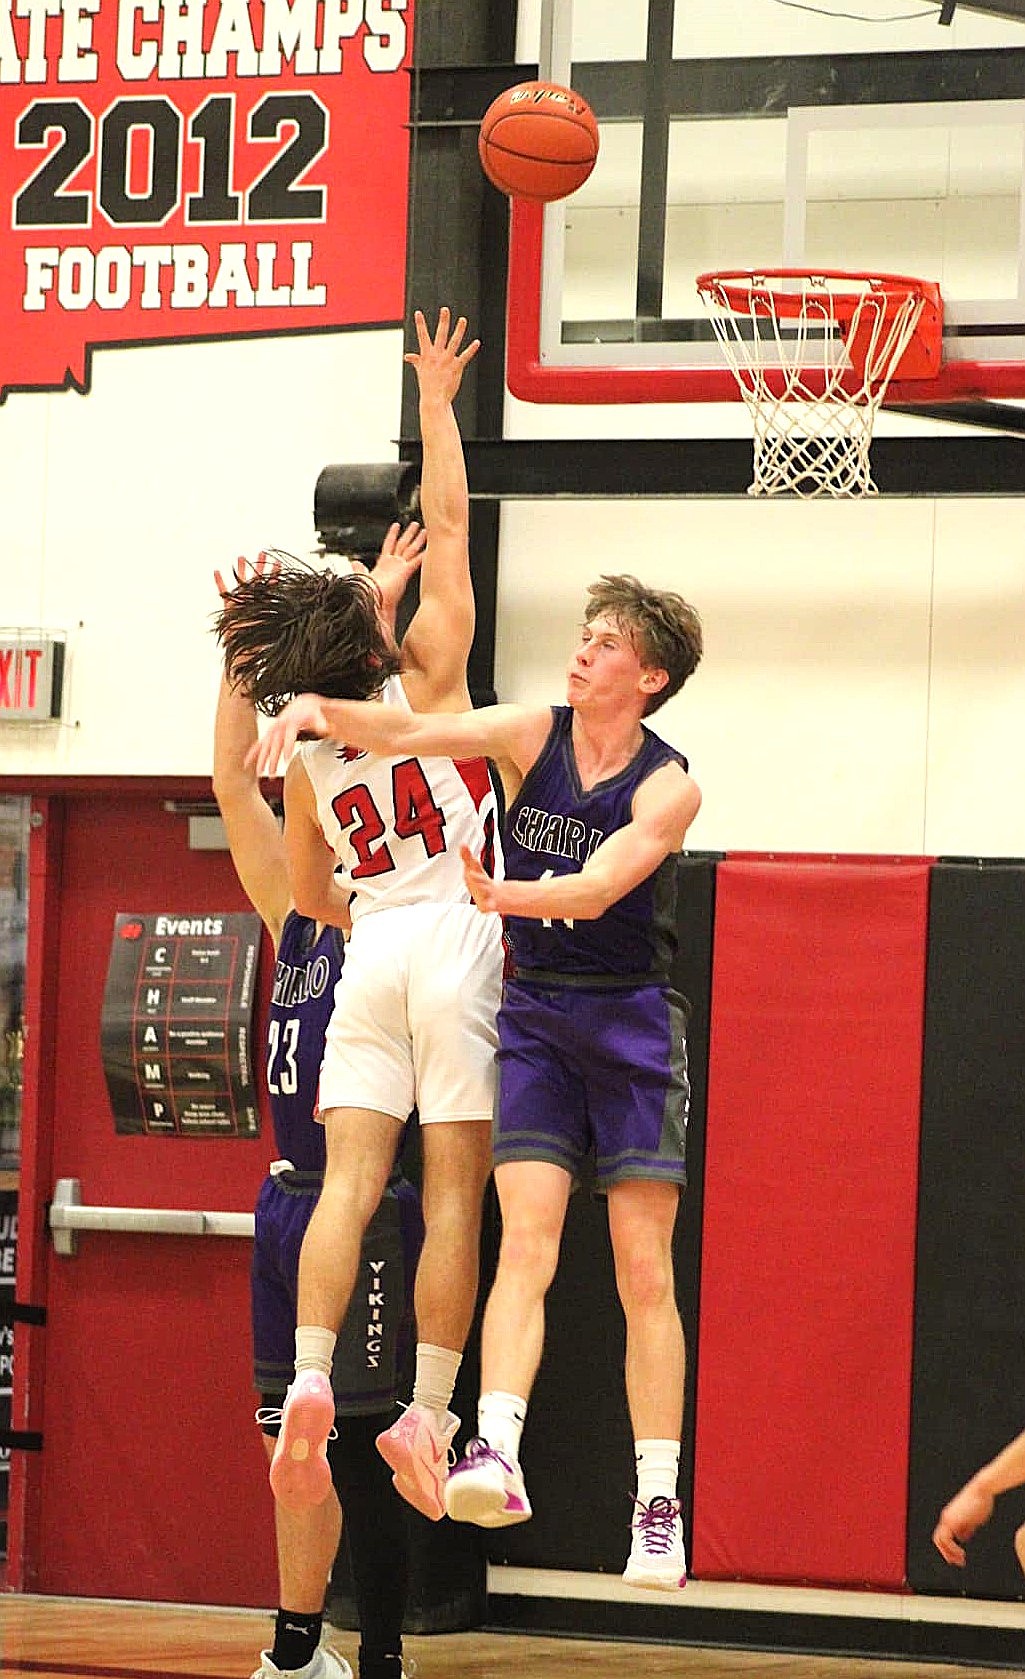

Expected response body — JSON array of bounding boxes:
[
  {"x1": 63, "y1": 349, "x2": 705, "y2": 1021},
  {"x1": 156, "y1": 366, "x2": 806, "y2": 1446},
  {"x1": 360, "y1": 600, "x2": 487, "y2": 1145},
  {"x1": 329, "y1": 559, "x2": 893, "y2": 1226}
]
[{"x1": 314, "y1": 463, "x2": 421, "y2": 559}]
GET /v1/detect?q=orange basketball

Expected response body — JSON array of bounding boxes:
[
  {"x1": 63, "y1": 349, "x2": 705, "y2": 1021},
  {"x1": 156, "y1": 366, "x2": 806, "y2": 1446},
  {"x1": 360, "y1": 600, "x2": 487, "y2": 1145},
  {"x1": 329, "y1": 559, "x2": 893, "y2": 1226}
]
[{"x1": 478, "y1": 81, "x2": 599, "y2": 203}]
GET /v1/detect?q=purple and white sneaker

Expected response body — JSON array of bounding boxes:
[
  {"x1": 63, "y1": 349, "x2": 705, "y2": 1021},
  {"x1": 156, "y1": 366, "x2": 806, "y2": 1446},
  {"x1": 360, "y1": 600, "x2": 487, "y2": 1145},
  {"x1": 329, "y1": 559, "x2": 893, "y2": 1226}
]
[
  {"x1": 443, "y1": 1437, "x2": 532, "y2": 1528},
  {"x1": 622, "y1": 1494, "x2": 688, "y2": 1590}
]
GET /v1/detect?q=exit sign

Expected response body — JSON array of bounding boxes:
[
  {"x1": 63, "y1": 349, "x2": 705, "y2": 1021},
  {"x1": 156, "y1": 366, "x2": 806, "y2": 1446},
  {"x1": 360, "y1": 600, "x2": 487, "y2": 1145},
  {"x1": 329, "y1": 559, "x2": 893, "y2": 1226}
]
[{"x1": 0, "y1": 632, "x2": 65, "y2": 721}]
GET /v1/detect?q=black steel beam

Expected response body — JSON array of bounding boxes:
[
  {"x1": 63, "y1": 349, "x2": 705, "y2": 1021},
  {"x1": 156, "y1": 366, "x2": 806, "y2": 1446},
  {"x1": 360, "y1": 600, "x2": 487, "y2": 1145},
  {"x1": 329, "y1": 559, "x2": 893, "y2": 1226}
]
[
  {"x1": 953, "y1": 1, "x2": 1025, "y2": 19},
  {"x1": 413, "y1": 50, "x2": 1025, "y2": 128},
  {"x1": 413, "y1": 49, "x2": 1025, "y2": 128},
  {"x1": 635, "y1": 0, "x2": 675, "y2": 323},
  {"x1": 414, "y1": 62, "x2": 646, "y2": 126},
  {"x1": 659, "y1": 46, "x2": 1025, "y2": 116},
  {"x1": 403, "y1": 435, "x2": 1025, "y2": 498},
  {"x1": 893, "y1": 400, "x2": 1025, "y2": 435}
]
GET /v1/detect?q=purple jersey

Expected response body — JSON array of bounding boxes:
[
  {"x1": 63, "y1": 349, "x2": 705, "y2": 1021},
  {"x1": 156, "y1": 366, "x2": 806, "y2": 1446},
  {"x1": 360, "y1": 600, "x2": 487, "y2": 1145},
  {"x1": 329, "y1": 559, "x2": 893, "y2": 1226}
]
[
  {"x1": 503, "y1": 706, "x2": 690, "y2": 985},
  {"x1": 267, "y1": 911, "x2": 343, "y2": 1170}
]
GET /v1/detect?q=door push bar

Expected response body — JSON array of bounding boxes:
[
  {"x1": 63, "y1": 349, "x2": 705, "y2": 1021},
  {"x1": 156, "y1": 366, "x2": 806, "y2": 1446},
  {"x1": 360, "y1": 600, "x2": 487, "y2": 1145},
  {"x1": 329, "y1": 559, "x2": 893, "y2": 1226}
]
[{"x1": 49, "y1": 1177, "x2": 255, "y2": 1257}]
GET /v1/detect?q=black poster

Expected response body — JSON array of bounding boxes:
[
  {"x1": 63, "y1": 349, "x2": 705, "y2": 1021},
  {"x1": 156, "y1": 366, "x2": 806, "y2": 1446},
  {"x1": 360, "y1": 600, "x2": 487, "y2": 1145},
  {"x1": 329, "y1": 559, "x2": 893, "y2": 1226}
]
[
  {"x1": 0, "y1": 1189, "x2": 15, "y2": 1560},
  {"x1": 101, "y1": 912, "x2": 261, "y2": 1138}
]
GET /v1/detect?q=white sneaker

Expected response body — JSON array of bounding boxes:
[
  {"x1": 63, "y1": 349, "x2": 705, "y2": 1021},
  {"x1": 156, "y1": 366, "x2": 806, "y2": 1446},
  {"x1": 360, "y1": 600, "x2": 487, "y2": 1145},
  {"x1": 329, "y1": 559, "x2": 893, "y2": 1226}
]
[
  {"x1": 251, "y1": 1646, "x2": 354, "y2": 1679},
  {"x1": 443, "y1": 1436, "x2": 532, "y2": 1528},
  {"x1": 622, "y1": 1495, "x2": 688, "y2": 1591}
]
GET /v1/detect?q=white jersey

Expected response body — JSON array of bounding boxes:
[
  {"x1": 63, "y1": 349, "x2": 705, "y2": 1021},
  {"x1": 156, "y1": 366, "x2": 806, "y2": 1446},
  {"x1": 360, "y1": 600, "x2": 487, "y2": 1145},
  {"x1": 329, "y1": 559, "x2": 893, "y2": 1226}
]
[{"x1": 300, "y1": 675, "x2": 504, "y2": 924}]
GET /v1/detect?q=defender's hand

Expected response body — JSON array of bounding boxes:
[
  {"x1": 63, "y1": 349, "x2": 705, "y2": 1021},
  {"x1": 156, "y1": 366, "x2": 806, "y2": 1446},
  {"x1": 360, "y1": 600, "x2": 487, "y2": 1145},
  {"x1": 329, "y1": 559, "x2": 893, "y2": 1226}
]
[
  {"x1": 247, "y1": 693, "x2": 333, "y2": 778},
  {"x1": 933, "y1": 1481, "x2": 995, "y2": 1567},
  {"x1": 461, "y1": 844, "x2": 503, "y2": 914},
  {"x1": 404, "y1": 306, "x2": 480, "y2": 405}
]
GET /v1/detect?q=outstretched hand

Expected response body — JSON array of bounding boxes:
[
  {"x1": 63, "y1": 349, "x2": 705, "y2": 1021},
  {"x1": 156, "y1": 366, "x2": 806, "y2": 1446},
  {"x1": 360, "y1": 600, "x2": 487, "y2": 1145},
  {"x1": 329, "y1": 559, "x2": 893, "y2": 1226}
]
[
  {"x1": 405, "y1": 306, "x2": 480, "y2": 405},
  {"x1": 933, "y1": 1481, "x2": 995, "y2": 1567},
  {"x1": 214, "y1": 549, "x2": 280, "y2": 604},
  {"x1": 246, "y1": 693, "x2": 334, "y2": 779},
  {"x1": 372, "y1": 520, "x2": 427, "y2": 621},
  {"x1": 461, "y1": 844, "x2": 503, "y2": 915}
]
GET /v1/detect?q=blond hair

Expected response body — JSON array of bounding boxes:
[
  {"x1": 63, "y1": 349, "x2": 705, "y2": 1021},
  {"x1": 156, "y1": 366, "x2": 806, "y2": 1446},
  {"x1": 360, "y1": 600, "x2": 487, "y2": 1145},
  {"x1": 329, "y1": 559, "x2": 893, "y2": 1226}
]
[{"x1": 585, "y1": 574, "x2": 702, "y2": 715}]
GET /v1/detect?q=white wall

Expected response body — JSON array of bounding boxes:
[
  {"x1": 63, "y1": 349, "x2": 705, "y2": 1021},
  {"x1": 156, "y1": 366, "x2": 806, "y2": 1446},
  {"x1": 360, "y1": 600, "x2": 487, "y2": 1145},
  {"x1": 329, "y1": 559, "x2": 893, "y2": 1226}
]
[
  {"x1": 0, "y1": 329, "x2": 403, "y2": 776},
  {"x1": 493, "y1": 1, "x2": 1025, "y2": 857},
  {"x1": 495, "y1": 497, "x2": 1025, "y2": 856}
]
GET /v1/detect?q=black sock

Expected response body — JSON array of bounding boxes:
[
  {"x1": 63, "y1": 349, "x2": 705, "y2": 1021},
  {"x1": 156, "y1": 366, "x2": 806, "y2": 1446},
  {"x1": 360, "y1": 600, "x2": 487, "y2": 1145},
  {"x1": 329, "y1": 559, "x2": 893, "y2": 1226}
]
[
  {"x1": 359, "y1": 1652, "x2": 404, "y2": 1679},
  {"x1": 271, "y1": 1607, "x2": 323, "y2": 1673}
]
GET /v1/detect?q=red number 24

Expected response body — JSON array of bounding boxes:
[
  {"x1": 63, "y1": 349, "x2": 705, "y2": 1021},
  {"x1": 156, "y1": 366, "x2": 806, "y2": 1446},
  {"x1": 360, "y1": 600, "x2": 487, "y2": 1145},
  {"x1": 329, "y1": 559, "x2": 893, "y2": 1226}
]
[{"x1": 331, "y1": 758, "x2": 447, "y2": 879}]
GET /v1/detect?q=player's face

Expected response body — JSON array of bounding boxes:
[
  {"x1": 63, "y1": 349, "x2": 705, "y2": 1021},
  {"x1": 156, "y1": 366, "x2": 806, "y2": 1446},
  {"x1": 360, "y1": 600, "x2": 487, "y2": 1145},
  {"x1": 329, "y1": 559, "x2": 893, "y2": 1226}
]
[{"x1": 567, "y1": 613, "x2": 647, "y2": 705}]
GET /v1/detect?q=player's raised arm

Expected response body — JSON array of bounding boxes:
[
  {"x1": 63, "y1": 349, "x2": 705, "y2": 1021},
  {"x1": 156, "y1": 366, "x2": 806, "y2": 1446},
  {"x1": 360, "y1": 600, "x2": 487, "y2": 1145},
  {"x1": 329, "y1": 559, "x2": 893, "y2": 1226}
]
[
  {"x1": 399, "y1": 306, "x2": 480, "y2": 709},
  {"x1": 212, "y1": 557, "x2": 291, "y2": 947}
]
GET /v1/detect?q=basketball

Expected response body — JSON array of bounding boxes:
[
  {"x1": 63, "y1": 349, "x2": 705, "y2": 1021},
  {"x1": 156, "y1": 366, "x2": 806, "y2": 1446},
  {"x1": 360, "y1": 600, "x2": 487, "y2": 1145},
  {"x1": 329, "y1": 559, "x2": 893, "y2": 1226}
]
[{"x1": 478, "y1": 80, "x2": 599, "y2": 203}]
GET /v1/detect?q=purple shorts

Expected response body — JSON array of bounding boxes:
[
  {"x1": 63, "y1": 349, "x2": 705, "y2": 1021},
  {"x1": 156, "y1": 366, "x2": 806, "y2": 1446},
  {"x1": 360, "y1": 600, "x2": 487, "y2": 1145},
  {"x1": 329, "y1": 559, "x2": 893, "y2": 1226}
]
[
  {"x1": 252, "y1": 1169, "x2": 422, "y2": 1416},
  {"x1": 494, "y1": 979, "x2": 689, "y2": 1189}
]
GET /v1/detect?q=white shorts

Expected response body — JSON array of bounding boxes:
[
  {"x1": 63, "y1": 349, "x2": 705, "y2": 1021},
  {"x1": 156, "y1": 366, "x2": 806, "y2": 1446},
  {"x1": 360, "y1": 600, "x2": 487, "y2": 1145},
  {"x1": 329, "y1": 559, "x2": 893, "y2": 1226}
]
[{"x1": 318, "y1": 901, "x2": 503, "y2": 1126}]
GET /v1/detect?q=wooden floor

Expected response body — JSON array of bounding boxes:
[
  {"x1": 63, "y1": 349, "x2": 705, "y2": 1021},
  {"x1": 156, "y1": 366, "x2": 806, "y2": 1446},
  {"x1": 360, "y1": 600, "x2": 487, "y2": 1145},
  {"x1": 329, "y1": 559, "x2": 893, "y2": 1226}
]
[{"x1": 0, "y1": 1595, "x2": 1021, "y2": 1679}]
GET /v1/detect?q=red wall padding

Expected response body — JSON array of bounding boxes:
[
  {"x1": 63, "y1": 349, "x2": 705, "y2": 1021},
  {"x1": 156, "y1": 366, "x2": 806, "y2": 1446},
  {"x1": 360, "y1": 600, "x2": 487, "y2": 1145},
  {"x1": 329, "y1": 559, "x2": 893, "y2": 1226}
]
[{"x1": 692, "y1": 857, "x2": 930, "y2": 1588}]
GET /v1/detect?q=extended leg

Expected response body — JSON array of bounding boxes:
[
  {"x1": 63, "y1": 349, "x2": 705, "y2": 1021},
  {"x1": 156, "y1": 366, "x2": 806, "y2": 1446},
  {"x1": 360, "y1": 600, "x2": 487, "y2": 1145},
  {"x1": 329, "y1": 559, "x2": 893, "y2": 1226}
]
[
  {"x1": 608, "y1": 1178, "x2": 687, "y2": 1591},
  {"x1": 255, "y1": 1431, "x2": 353, "y2": 1679},
  {"x1": 444, "y1": 1160, "x2": 572, "y2": 1529},
  {"x1": 377, "y1": 1119, "x2": 492, "y2": 1520},
  {"x1": 272, "y1": 1110, "x2": 401, "y2": 1513}
]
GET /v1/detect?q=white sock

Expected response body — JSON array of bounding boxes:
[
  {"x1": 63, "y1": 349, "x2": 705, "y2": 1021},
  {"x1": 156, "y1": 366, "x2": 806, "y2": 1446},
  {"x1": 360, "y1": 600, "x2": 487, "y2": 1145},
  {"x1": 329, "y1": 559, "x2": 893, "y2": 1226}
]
[
  {"x1": 478, "y1": 1391, "x2": 528, "y2": 1463},
  {"x1": 294, "y1": 1325, "x2": 336, "y2": 1378},
  {"x1": 635, "y1": 1438, "x2": 681, "y2": 1506},
  {"x1": 412, "y1": 1342, "x2": 462, "y2": 1423}
]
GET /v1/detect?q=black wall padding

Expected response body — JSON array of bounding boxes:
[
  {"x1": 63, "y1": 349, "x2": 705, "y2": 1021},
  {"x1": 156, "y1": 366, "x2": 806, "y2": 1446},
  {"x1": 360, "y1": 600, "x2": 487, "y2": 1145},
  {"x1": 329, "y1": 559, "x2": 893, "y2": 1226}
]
[
  {"x1": 908, "y1": 862, "x2": 1025, "y2": 1599},
  {"x1": 0, "y1": 1301, "x2": 45, "y2": 1326},
  {"x1": 487, "y1": 854, "x2": 717, "y2": 1574}
]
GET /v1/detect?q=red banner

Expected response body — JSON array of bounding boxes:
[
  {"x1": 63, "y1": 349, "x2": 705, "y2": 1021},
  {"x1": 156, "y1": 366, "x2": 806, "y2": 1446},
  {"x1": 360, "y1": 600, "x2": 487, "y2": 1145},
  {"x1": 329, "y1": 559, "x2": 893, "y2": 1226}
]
[{"x1": 0, "y1": 0, "x2": 412, "y2": 399}]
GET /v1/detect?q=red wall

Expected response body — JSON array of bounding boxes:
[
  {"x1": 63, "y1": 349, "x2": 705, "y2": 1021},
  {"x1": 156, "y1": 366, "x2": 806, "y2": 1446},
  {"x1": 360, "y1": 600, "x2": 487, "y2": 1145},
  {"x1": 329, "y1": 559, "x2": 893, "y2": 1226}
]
[{"x1": 13, "y1": 790, "x2": 281, "y2": 1604}]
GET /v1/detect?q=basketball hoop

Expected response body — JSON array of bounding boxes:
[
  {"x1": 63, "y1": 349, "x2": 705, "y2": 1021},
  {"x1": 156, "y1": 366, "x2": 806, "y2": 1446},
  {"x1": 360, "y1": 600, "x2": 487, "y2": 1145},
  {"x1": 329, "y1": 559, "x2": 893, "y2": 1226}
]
[{"x1": 695, "y1": 269, "x2": 943, "y2": 498}]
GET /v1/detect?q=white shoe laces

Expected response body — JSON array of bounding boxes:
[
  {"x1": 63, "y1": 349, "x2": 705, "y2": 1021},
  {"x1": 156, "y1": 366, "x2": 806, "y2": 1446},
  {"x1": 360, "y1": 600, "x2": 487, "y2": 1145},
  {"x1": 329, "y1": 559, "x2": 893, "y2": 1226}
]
[{"x1": 254, "y1": 1404, "x2": 339, "y2": 1442}]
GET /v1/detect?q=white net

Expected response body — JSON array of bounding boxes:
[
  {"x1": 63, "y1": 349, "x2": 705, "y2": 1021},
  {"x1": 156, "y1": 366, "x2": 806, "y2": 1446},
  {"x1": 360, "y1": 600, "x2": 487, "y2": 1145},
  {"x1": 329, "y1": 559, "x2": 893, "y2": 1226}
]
[{"x1": 696, "y1": 271, "x2": 929, "y2": 498}]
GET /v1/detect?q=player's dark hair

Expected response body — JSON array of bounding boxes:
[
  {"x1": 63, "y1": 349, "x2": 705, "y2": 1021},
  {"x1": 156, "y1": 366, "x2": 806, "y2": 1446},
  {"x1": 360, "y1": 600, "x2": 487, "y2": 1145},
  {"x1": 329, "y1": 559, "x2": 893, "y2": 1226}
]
[
  {"x1": 585, "y1": 573, "x2": 703, "y2": 716},
  {"x1": 214, "y1": 551, "x2": 400, "y2": 715}
]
